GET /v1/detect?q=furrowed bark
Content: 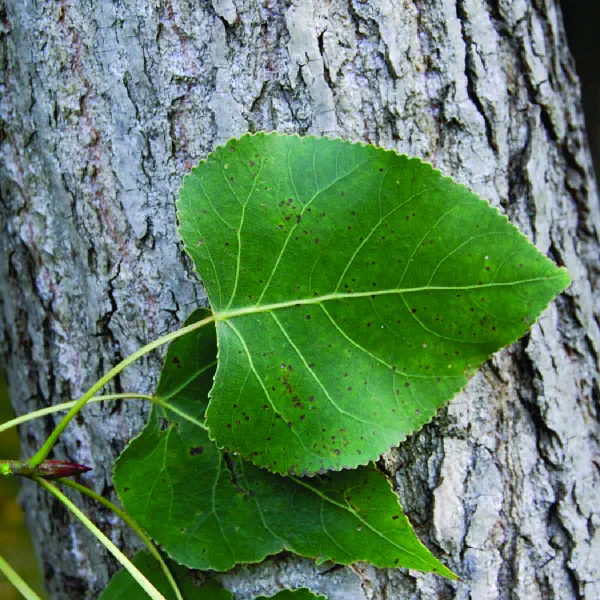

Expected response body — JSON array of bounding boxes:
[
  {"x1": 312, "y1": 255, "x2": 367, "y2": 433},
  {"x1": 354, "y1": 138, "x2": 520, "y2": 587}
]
[{"x1": 0, "y1": 1, "x2": 598, "y2": 598}]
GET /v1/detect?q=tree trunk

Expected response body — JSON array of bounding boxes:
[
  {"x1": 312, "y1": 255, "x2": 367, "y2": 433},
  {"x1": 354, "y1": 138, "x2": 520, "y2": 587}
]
[{"x1": 1, "y1": 1, "x2": 598, "y2": 598}]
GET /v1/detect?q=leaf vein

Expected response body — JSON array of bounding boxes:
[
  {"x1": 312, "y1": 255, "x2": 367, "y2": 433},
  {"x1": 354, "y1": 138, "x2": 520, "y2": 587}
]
[
  {"x1": 334, "y1": 186, "x2": 439, "y2": 293},
  {"x1": 224, "y1": 319, "x2": 321, "y2": 460},
  {"x1": 226, "y1": 155, "x2": 266, "y2": 309},
  {"x1": 291, "y1": 476, "x2": 442, "y2": 569},
  {"x1": 269, "y1": 312, "x2": 383, "y2": 428},
  {"x1": 256, "y1": 155, "x2": 373, "y2": 304},
  {"x1": 397, "y1": 203, "x2": 463, "y2": 288},
  {"x1": 214, "y1": 276, "x2": 565, "y2": 321}
]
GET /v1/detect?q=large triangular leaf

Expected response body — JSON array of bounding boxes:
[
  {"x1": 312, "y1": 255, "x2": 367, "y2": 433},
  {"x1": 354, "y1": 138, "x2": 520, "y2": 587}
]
[
  {"x1": 178, "y1": 133, "x2": 569, "y2": 475},
  {"x1": 114, "y1": 310, "x2": 455, "y2": 578},
  {"x1": 99, "y1": 551, "x2": 231, "y2": 600}
]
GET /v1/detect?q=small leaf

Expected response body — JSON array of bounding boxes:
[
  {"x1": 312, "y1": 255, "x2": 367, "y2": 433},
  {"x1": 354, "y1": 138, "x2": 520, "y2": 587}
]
[
  {"x1": 100, "y1": 553, "x2": 326, "y2": 600},
  {"x1": 256, "y1": 590, "x2": 327, "y2": 600},
  {"x1": 178, "y1": 133, "x2": 570, "y2": 475},
  {"x1": 99, "y1": 551, "x2": 231, "y2": 600},
  {"x1": 114, "y1": 311, "x2": 455, "y2": 578}
]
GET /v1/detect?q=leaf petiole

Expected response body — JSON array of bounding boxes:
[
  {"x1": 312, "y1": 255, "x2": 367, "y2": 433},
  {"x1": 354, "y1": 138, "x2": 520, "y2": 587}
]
[
  {"x1": 0, "y1": 394, "x2": 154, "y2": 435},
  {"x1": 0, "y1": 393, "x2": 207, "y2": 438},
  {"x1": 0, "y1": 553, "x2": 43, "y2": 600},
  {"x1": 58, "y1": 479, "x2": 184, "y2": 600},
  {"x1": 29, "y1": 313, "x2": 215, "y2": 468},
  {"x1": 35, "y1": 477, "x2": 168, "y2": 600}
]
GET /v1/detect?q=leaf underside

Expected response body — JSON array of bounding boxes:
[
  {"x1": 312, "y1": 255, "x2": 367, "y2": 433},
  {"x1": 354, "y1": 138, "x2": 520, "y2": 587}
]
[
  {"x1": 256, "y1": 590, "x2": 327, "y2": 600},
  {"x1": 98, "y1": 551, "x2": 231, "y2": 600},
  {"x1": 100, "y1": 552, "x2": 326, "y2": 600},
  {"x1": 114, "y1": 310, "x2": 455, "y2": 578},
  {"x1": 178, "y1": 133, "x2": 569, "y2": 475}
]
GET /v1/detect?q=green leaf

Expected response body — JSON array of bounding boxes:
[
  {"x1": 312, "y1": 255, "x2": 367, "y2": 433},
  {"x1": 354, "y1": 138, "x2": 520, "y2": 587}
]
[
  {"x1": 178, "y1": 133, "x2": 570, "y2": 475},
  {"x1": 256, "y1": 590, "x2": 327, "y2": 600},
  {"x1": 100, "y1": 553, "x2": 327, "y2": 600},
  {"x1": 114, "y1": 311, "x2": 455, "y2": 578},
  {"x1": 99, "y1": 551, "x2": 231, "y2": 600}
]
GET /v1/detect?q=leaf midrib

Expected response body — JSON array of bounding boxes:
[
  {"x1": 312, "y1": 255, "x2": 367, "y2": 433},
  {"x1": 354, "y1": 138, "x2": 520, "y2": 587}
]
[
  {"x1": 213, "y1": 274, "x2": 565, "y2": 322},
  {"x1": 290, "y1": 474, "x2": 452, "y2": 575}
]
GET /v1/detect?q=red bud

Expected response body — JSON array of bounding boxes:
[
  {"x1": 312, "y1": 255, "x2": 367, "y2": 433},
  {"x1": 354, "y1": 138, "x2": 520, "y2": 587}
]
[
  {"x1": 0, "y1": 459, "x2": 92, "y2": 479},
  {"x1": 35, "y1": 460, "x2": 92, "y2": 479}
]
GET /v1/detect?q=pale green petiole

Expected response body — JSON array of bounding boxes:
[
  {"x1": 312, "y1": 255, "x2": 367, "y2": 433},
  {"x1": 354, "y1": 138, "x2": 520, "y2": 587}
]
[
  {"x1": 0, "y1": 393, "x2": 207, "y2": 438},
  {"x1": 29, "y1": 313, "x2": 215, "y2": 468},
  {"x1": 0, "y1": 553, "x2": 43, "y2": 600},
  {"x1": 35, "y1": 477, "x2": 167, "y2": 600},
  {"x1": 0, "y1": 394, "x2": 154, "y2": 435},
  {"x1": 58, "y1": 478, "x2": 184, "y2": 600}
]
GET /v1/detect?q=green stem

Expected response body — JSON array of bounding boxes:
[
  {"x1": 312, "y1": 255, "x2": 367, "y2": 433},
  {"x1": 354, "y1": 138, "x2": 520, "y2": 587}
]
[
  {"x1": 0, "y1": 394, "x2": 207, "y2": 438},
  {"x1": 58, "y1": 479, "x2": 184, "y2": 600},
  {"x1": 30, "y1": 314, "x2": 215, "y2": 468},
  {"x1": 0, "y1": 394, "x2": 154, "y2": 435},
  {"x1": 0, "y1": 553, "x2": 43, "y2": 600},
  {"x1": 35, "y1": 477, "x2": 167, "y2": 600}
]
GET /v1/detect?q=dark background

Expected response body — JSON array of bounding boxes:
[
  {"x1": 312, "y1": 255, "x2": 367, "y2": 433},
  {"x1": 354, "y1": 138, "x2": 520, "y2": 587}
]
[{"x1": 562, "y1": 1, "x2": 600, "y2": 182}]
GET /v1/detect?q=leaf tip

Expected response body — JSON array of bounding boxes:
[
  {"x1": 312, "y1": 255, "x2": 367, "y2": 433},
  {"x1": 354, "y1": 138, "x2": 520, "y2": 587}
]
[
  {"x1": 557, "y1": 266, "x2": 572, "y2": 289},
  {"x1": 435, "y1": 564, "x2": 460, "y2": 581}
]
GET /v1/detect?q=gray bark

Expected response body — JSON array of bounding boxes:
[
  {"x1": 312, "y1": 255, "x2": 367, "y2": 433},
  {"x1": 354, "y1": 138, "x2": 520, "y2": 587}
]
[{"x1": 1, "y1": 0, "x2": 598, "y2": 599}]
